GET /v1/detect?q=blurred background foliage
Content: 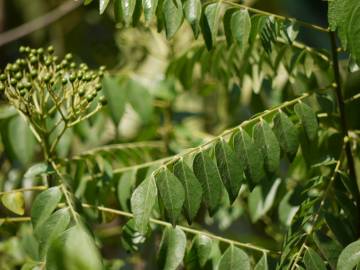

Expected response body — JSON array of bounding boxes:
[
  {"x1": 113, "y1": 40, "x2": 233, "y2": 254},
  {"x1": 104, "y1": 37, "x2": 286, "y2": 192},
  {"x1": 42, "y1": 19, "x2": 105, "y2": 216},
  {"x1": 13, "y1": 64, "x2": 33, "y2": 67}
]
[{"x1": 0, "y1": 0, "x2": 360, "y2": 269}]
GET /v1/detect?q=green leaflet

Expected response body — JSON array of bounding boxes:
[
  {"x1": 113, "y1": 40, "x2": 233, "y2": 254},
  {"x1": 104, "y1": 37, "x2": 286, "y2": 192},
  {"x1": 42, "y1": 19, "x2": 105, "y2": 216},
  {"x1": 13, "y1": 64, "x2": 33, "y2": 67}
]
[
  {"x1": 34, "y1": 208, "x2": 71, "y2": 259},
  {"x1": 254, "y1": 254, "x2": 268, "y2": 270},
  {"x1": 186, "y1": 235, "x2": 213, "y2": 268},
  {"x1": 223, "y1": 8, "x2": 237, "y2": 46},
  {"x1": 184, "y1": 0, "x2": 202, "y2": 38},
  {"x1": 117, "y1": 170, "x2": 136, "y2": 212},
  {"x1": 314, "y1": 231, "x2": 342, "y2": 269},
  {"x1": 249, "y1": 15, "x2": 267, "y2": 44},
  {"x1": 155, "y1": 167, "x2": 185, "y2": 226},
  {"x1": 99, "y1": 0, "x2": 110, "y2": 14},
  {"x1": 102, "y1": 74, "x2": 127, "y2": 125},
  {"x1": 214, "y1": 139, "x2": 243, "y2": 203},
  {"x1": 143, "y1": 0, "x2": 158, "y2": 25},
  {"x1": 114, "y1": 0, "x2": 136, "y2": 26},
  {"x1": 218, "y1": 245, "x2": 251, "y2": 270},
  {"x1": 158, "y1": 227, "x2": 187, "y2": 270},
  {"x1": 162, "y1": 0, "x2": 183, "y2": 39},
  {"x1": 46, "y1": 225, "x2": 103, "y2": 270},
  {"x1": 273, "y1": 110, "x2": 299, "y2": 156},
  {"x1": 1, "y1": 192, "x2": 25, "y2": 216},
  {"x1": 348, "y1": 6, "x2": 360, "y2": 63},
  {"x1": 233, "y1": 128, "x2": 264, "y2": 185},
  {"x1": 294, "y1": 101, "x2": 318, "y2": 141},
  {"x1": 31, "y1": 187, "x2": 62, "y2": 230},
  {"x1": 303, "y1": 248, "x2": 326, "y2": 270},
  {"x1": 120, "y1": 219, "x2": 146, "y2": 252},
  {"x1": 130, "y1": 176, "x2": 157, "y2": 235},
  {"x1": 201, "y1": 3, "x2": 222, "y2": 50},
  {"x1": 337, "y1": 239, "x2": 360, "y2": 270},
  {"x1": 127, "y1": 79, "x2": 153, "y2": 123},
  {"x1": 253, "y1": 120, "x2": 280, "y2": 173},
  {"x1": 278, "y1": 191, "x2": 299, "y2": 226},
  {"x1": 231, "y1": 9, "x2": 251, "y2": 48},
  {"x1": 193, "y1": 151, "x2": 223, "y2": 216},
  {"x1": 248, "y1": 178, "x2": 281, "y2": 223},
  {"x1": 173, "y1": 159, "x2": 202, "y2": 224},
  {"x1": 24, "y1": 163, "x2": 50, "y2": 179}
]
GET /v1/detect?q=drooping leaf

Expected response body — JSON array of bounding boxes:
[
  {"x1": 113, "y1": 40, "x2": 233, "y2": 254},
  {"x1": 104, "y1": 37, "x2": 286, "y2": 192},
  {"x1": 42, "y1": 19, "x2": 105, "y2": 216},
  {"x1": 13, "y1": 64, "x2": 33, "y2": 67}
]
[
  {"x1": 193, "y1": 151, "x2": 223, "y2": 216},
  {"x1": 314, "y1": 231, "x2": 342, "y2": 269},
  {"x1": 337, "y1": 239, "x2": 360, "y2": 270},
  {"x1": 303, "y1": 248, "x2": 326, "y2": 270},
  {"x1": 231, "y1": 9, "x2": 251, "y2": 48},
  {"x1": 99, "y1": 0, "x2": 110, "y2": 14},
  {"x1": 278, "y1": 191, "x2": 299, "y2": 226},
  {"x1": 253, "y1": 120, "x2": 280, "y2": 173},
  {"x1": 34, "y1": 208, "x2": 71, "y2": 259},
  {"x1": 233, "y1": 128, "x2": 264, "y2": 185},
  {"x1": 186, "y1": 235, "x2": 213, "y2": 267},
  {"x1": 155, "y1": 167, "x2": 185, "y2": 225},
  {"x1": 120, "y1": 219, "x2": 147, "y2": 252},
  {"x1": 1, "y1": 192, "x2": 25, "y2": 215},
  {"x1": 184, "y1": 0, "x2": 202, "y2": 38},
  {"x1": 114, "y1": 0, "x2": 136, "y2": 26},
  {"x1": 31, "y1": 187, "x2": 62, "y2": 230},
  {"x1": 46, "y1": 225, "x2": 103, "y2": 270},
  {"x1": 143, "y1": 0, "x2": 158, "y2": 25},
  {"x1": 248, "y1": 178, "x2": 281, "y2": 223},
  {"x1": 201, "y1": 3, "x2": 221, "y2": 50},
  {"x1": 348, "y1": 5, "x2": 360, "y2": 63},
  {"x1": 254, "y1": 253, "x2": 269, "y2": 270},
  {"x1": 162, "y1": 0, "x2": 183, "y2": 39},
  {"x1": 127, "y1": 79, "x2": 153, "y2": 123},
  {"x1": 223, "y1": 8, "x2": 237, "y2": 46},
  {"x1": 24, "y1": 163, "x2": 50, "y2": 179},
  {"x1": 158, "y1": 227, "x2": 187, "y2": 270},
  {"x1": 215, "y1": 139, "x2": 243, "y2": 203},
  {"x1": 130, "y1": 176, "x2": 157, "y2": 235},
  {"x1": 273, "y1": 110, "x2": 299, "y2": 156},
  {"x1": 218, "y1": 245, "x2": 251, "y2": 270},
  {"x1": 173, "y1": 159, "x2": 202, "y2": 224},
  {"x1": 117, "y1": 170, "x2": 136, "y2": 212},
  {"x1": 294, "y1": 101, "x2": 318, "y2": 141},
  {"x1": 102, "y1": 74, "x2": 127, "y2": 125}
]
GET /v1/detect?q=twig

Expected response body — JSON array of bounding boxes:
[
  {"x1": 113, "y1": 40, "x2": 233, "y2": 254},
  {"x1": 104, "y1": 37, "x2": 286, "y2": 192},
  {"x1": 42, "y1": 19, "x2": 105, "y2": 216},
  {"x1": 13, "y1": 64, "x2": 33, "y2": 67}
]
[{"x1": 0, "y1": 1, "x2": 81, "y2": 47}]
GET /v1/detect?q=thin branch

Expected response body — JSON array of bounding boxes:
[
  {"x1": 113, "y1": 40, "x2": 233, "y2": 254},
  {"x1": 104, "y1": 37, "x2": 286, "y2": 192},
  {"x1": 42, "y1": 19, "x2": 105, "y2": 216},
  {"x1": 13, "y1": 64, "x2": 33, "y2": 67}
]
[
  {"x1": 0, "y1": 1, "x2": 81, "y2": 47},
  {"x1": 221, "y1": 0, "x2": 329, "y2": 33},
  {"x1": 0, "y1": 186, "x2": 47, "y2": 195},
  {"x1": 81, "y1": 203, "x2": 279, "y2": 254},
  {"x1": 344, "y1": 92, "x2": 360, "y2": 104},
  {"x1": 0, "y1": 217, "x2": 31, "y2": 223}
]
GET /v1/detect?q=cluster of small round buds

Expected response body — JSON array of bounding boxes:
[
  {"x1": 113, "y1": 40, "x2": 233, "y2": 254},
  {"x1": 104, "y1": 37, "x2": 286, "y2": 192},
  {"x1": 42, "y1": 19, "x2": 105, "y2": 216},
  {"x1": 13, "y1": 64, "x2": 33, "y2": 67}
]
[
  {"x1": 69, "y1": 73, "x2": 77, "y2": 82},
  {"x1": 0, "y1": 74, "x2": 6, "y2": 81},
  {"x1": 65, "y1": 53, "x2": 73, "y2": 61},
  {"x1": 43, "y1": 74, "x2": 51, "y2": 83},
  {"x1": 48, "y1": 46, "x2": 54, "y2": 54},
  {"x1": 78, "y1": 89, "x2": 85, "y2": 97},
  {"x1": 0, "y1": 83, "x2": 5, "y2": 91},
  {"x1": 70, "y1": 62, "x2": 76, "y2": 69},
  {"x1": 95, "y1": 83, "x2": 102, "y2": 92},
  {"x1": 15, "y1": 72, "x2": 22, "y2": 80},
  {"x1": 10, "y1": 78, "x2": 17, "y2": 86}
]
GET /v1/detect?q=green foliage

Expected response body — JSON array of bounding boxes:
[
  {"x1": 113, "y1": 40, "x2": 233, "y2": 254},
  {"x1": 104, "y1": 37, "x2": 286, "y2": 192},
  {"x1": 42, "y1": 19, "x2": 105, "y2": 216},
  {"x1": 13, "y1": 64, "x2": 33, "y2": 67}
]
[{"x1": 0, "y1": 0, "x2": 360, "y2": 269}]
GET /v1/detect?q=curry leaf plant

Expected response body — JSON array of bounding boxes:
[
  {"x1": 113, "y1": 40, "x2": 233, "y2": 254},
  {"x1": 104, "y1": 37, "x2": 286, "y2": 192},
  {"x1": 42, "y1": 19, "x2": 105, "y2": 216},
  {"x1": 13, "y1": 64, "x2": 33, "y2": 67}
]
[{"x1": 0, "y1": 0, "x2": 360, "y2": 269}]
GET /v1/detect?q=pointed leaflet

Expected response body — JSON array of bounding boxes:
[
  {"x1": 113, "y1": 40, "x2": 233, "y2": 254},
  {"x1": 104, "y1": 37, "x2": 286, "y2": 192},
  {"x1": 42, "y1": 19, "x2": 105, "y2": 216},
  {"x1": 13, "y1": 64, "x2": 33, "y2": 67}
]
[
  {"x1": 218, "y1": 245, "x2": 251, "y2": 270},
  {"x1": 248, "y1": 178, "x2": 281, "y2": 223},
  {"x1": 46, "y1": 225, "x2": 103, "y2": 270},
  {"x1": 155, "y1": 167, "x2": 185, "y2": 226},
  {"x1": 143, "y1": 0, "x2": 158, "y2": 25},
  {"x1": 201, "y1": 3, "x2": 221, "y2": 50},
  {"x1": 102, "y1": 74, "x2": 127, "y2": 125},
  {"x1": 233, "y1": 128, "x2": 264, "y2": 184},
  {"x1": 253, "y1": 119, "x2": 280, "y2": 173},
  {"x1": 117, "y1": 170, "x2": 136, "y2": 212},
  {"x1": 337, "y1": 239, "x2": 360, "y2": 270},
  {"x1": 130, "y1": 176, "x2": 157, "y2": 235},
  {"x1": 294, "y1": 101, "x2": 318, "y2": 141},
  {"x1": 273, "y1": 110, "x2": 299, "y2": 156},
  {"x1": 1, "y1": 192, "x2": 25, "y2": 215},
  {"x1": 158, "y1": 227, "x2": 186, "y2": 270},
  {"x1": 254, "y1": 254, "x2": 269, "y2": 270},
  {"x1": 99, "y1": 0, "x2": 110, "y2": 14},
  {"x1": 173, "y1": 159, "x2": 202, "y2": 224},
  {"x1": 215, "y1": 139, "x2": 243, "y2": 203},
  {"x1": 231, "y1": 9, "x2": 251, "y2": 48},
  {"x1": 184, "y1": 0, "x2": 201, "y2": 39},
  {"x1": 162, "y1": 0, "x2": 183, "y2": 39},
  {"x1": 193, "y1": 151, "x2": 223, "y2": 216},
  {"x1": 34, "y1": 208, "x2": 71, "y2": 259},
  {"x1": 303, "y1": 248, "x2": 326, "y2": 270},
  {"x1": 31, "y1": 187, "x2": 62, "y2": 230},
  {"x1": 223, "y1": 8, "x2": 237, "y2": 46},
  {"x1": 188, "y1": 235, "x2": 212, "y2": 267},
  {"x1": 114, "y1": 0, "x2": 136, "y2": 26},
  {"x1": 348, "y1": 5, "x2": 360, "y2": 63},
  {"x1": 24, "y1": 162, "x2": 49, "y2": 179},
  {"x1": 314, "y1": 231, "x2": 342, "y2": 269}
]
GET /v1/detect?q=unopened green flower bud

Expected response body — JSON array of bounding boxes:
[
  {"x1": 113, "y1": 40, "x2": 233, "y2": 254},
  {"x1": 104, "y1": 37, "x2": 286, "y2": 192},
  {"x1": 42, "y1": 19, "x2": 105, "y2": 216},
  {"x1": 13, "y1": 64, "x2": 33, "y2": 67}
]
[
  {"x1": 99, "y1": 96, "x2": 107, "y2": 105},
  {"x1": 15, "y1": 72, "x2": 22, "y2": 80},
  {"x1": 47, "y1": 46, "x2": 54, "y2": 54},
  {"x1": 95, "y1": 83, "x2": 102, "y2": 92},
  {"x1": 10, "y1": 78, "x2": 17, "y2": 86},
  {"x1": 65, "y1": 53, "x2": 73, "y2": 61},
  {"x1": 0, "y1": 74, "x2": 7, "y2": 81}
]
